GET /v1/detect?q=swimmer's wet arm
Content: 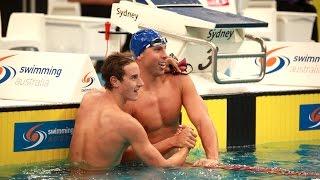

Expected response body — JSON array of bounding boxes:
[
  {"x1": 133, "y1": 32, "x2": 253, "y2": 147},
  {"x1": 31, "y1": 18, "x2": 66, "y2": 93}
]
[
  {"x1": 149, "y1": 135, "x2": 183, "y2": 153},
  {"x1": 121, "y1": 135, "x2": 183, "y2": 162},
  {"x1": 125, "y1": 119, "x2": 188, "y2": 167},
  {"x1": 162, "y1": 147, "x2": 189, "y2": 167},
  {"x1": 134, "y1": 142, "x2": 189, "y2": 167},
  {"x1": 192, "y1": 104, "x2": 218, "y2": 160},
  {"x1": 180, "y1": 76, "x2": 219, "y2": 160}
]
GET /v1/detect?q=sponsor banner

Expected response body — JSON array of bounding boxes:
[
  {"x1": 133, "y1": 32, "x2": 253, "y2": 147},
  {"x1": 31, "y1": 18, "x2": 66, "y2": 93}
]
[
  {"x1": 300, "y1": 104, "x2": 320, "y2": 131},
  {"x1": 0, "y1": 50, "x2": 101, "y2": 103},
  {"x1": 259, "y1": 42, "x2": 320, "y2": 87},
  {"x1": 14, "y1": 120, "x2": 74, "y2": 152}
]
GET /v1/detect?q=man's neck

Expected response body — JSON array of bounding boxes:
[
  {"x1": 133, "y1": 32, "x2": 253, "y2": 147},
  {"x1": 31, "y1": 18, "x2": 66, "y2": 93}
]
[
  {"x1": 140, "y1": 70, "x2": 163, "y2": 90},
  {"x1": 108, "y1": 89, "x2": 126, "y2": 110}
]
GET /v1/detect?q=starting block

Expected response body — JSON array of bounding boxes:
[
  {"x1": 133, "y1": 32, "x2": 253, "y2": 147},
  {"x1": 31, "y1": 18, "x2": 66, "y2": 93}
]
[{"x1": 111, "y1": 0, "x2": 268, "y2": 84}]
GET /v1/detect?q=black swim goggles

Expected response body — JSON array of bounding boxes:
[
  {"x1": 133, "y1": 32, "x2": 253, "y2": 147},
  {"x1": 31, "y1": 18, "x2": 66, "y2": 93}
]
[{"x1": 146, "y1": 37, "x2": 168, "y2": 48}]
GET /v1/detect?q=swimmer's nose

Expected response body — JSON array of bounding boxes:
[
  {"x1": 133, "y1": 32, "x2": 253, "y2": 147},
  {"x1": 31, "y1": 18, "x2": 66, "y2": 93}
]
[
  {"x1": 138, "y1": 77, "x2": 144, "y2": 87},
  {"x1": 160, "y1": 48, "x2": 167, "y2": 59}
]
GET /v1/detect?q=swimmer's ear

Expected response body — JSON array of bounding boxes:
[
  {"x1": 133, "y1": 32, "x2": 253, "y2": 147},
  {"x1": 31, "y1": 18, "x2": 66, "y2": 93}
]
[
  {"x1": 136, "y1": 53, "x2": 144, "y2": 61},
  {"x1": 110, "y1": 76, "x2": 120, "y2": 88}
]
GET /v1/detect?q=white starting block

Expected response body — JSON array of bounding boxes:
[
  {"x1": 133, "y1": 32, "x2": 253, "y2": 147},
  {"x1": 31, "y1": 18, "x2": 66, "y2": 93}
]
[
  {"x1": 111, "y1": 0, "x2": 268, "y2": 84},
  {"x1": 1, "y1": 13, "x2": 122, "y2": 61},
  {"x1": 45, "y1": 15, "x2": 122, "y2": 60},
  {"x1": 0, "y1": 50, "x2": 101, "y2": 103}
]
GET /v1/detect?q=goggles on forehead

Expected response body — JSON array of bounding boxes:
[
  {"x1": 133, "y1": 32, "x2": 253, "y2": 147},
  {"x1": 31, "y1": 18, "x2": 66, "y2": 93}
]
[{"x1": 145, "y1": 37, "x2": 167, "y2": 49}]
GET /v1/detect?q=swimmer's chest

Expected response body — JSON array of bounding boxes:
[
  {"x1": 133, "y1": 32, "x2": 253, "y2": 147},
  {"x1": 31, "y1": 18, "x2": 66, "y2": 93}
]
[{"x1": 133, "y1": 85, "x2": 182, "y2": 130}]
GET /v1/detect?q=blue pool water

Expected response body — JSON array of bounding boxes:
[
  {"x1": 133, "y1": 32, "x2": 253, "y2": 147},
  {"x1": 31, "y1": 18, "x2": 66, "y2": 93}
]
[{"x1": 1, "y1": 140, "x2": 319, "y2": 179}]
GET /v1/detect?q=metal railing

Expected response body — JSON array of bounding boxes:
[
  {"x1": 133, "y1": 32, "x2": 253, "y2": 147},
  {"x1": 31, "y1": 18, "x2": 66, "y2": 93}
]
[{"x1": 212, "y1": 34, "x2": 266, "y2": 84}]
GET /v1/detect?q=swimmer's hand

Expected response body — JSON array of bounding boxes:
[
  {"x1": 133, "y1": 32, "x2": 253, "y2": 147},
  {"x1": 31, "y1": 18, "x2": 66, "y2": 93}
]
[
  {"x1": 173, "y1": 125, "x2": 197, "y2": 149},
  {"x1": 192, "y1": 158, "x2": 219, "y2": 167},
  {"x1": 165, "y1": 57, "x2": 189, "y2": 75},
  {"x1": 165, "y1": 57, "x2": 181, "y2": 74}
]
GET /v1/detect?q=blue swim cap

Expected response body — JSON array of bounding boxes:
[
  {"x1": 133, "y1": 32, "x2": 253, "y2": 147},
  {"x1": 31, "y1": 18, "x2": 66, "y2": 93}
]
[{"x1": 130, "y1": 28, "x2": 167, "y2": 58}]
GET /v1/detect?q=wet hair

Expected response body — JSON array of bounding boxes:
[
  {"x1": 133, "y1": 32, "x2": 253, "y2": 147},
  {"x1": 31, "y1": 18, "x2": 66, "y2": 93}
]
[{"x1": 101, "y1": 52, "x2": 135, "y2": 90}]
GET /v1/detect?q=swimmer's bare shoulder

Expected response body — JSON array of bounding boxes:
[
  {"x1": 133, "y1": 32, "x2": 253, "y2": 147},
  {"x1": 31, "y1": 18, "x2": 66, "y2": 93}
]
[
  {"x1": 80, "y1": 89, "x2": 106, "y2": 104},
  {"x1": 163, "y1": 72, "x2": 191, "y2": 89},
  {"x1": 115, "y1": 112, "x2": 144, "y2": 137}
]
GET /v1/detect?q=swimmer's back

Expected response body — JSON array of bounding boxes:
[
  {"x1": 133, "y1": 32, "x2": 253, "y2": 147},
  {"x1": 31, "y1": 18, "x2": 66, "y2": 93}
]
[{"x1": 70, "y1": 90, "x2": 130, "y2": 170}]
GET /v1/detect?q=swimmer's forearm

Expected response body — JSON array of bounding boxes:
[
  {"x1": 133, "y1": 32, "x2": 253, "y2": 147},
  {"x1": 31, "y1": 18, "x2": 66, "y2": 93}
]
[
  {"x1": 165, "y1": 147, "x2": 189, "y2": 167},
  {"x1": 121, "y1": 137, "x2": 176, "y2": 163},
  {"x1": 152, "y1": 136, "x2": 177, "y2": 154},
  {"x1": 198, "y1": 118, "x2": 219, "y2": 160}
]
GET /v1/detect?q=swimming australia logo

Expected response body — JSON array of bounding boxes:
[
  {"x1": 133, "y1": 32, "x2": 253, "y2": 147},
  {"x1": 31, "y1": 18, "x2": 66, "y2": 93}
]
[
  {"x1": 22, "y1": 124, "x2": 47, "y2": 150},
  {"x1": 14, "y1": 120, "x2": 74, "y2": 152},
  {"x1": 300, "y1": 104, "x2": 320, "y2": 131},
  {"x1": 308, "y1": 107, "x2": 320, "y2": 129},
  {"x1": 19, "y1": 65, "x2": 62, "y2": 77},
  {"x1": 256, "y1": 47, "x2": 290, "y2": 74},
  {"x1": 0, "y1": 65, "x2": 16, "y2": 84},
  {"x1": 0, "y1": 55, "x2": 17, "y2": 85},
  {"x1": 82, "y1": 71, "x2": 95, "y2": 88}
]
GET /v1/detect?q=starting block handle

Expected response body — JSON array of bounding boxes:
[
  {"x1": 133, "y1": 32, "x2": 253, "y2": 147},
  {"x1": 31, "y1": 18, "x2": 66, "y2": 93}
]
[{"x1": 212, "y1": 33, "x2": 267, "y2": 84}]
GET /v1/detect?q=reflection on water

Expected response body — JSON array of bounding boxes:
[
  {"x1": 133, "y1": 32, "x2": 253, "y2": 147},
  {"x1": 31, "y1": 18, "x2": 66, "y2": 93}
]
[{"x1": 1, "y1": 140, "x2": 319, "y2": 179}]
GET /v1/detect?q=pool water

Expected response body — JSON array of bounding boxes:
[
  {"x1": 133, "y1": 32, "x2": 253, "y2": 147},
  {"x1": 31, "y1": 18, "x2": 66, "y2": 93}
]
[{"x1": 1, "y1": 140, "x2": 319, "y2": 179}]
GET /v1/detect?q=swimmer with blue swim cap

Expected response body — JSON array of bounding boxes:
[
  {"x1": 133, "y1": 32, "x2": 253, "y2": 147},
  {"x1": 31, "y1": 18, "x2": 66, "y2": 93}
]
[{"x1": 122, "y1": 28, "x2": 219, "y2": 167}]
